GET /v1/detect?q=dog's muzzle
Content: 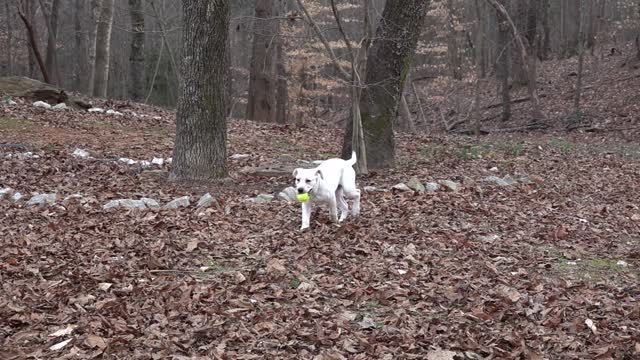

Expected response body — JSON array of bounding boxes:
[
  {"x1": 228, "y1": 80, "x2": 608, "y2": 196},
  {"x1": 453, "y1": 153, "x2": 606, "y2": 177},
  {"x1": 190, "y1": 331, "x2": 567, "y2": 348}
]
[{"x1": 297, "y1": 188, "x2": 306, "y2": 194}]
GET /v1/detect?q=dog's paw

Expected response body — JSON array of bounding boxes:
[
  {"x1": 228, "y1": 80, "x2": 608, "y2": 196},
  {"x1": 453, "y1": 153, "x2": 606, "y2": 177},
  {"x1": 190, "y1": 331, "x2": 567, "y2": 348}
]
[{"x1": 300, "y1": 225, "x2": 310, "y2": 231}]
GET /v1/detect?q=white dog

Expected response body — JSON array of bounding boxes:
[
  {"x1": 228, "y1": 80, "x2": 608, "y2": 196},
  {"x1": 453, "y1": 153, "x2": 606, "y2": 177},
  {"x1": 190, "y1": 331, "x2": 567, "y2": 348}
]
[{"x1": 293, "y1": 151, "x2": 361, "y2": 230}]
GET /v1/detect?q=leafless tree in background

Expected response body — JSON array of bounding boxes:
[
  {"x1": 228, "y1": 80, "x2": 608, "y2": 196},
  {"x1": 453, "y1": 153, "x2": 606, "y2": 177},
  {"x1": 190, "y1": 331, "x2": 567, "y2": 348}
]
[{"x1": 92, "y1": 0, "x2": 115, "y2": 97}]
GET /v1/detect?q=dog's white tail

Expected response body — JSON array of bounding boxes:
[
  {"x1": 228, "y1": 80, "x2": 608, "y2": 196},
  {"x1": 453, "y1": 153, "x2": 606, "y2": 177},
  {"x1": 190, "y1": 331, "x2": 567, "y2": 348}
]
[{"x1": 347, "y1": 151, "x2": 357, "y2": 166}]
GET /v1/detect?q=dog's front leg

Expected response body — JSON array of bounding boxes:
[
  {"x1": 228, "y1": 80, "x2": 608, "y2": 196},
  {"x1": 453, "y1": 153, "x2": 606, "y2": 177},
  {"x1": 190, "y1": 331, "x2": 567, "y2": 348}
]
[
  {"x1": 300, "y1": 201, "x2": 312, "y2": 230},
  {"x1": 328, "y1": 196, "x2": 339, "y2": 223}
]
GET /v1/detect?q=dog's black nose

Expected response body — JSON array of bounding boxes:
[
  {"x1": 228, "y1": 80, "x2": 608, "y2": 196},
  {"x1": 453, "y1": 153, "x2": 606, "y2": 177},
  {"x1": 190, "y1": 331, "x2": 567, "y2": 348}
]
[{"x1": 297, "y1": 188, "x2": 305, "y2": 194}]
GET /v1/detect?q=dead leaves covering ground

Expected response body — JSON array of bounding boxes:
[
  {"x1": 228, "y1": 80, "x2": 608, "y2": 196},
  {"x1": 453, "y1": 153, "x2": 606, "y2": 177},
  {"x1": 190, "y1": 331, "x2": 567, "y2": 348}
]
[{"x1": 1, "y1": 104, "x2": 640, "y2": 359}]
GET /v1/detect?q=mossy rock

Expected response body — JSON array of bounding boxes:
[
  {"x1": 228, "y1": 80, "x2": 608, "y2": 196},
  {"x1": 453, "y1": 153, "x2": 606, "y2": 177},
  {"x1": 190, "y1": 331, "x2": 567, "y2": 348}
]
[{"x1": 0, "y1": 76, "x2": 92, "y2": 109}]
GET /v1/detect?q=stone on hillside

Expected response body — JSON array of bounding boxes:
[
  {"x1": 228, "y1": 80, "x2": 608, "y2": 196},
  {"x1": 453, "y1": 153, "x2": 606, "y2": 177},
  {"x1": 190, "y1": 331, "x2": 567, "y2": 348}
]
[
  {"x1": 164, "y1": 196, "x2": 190, "y2": 209},
  {"x1": 516, "y1": 174, "x2": 532, "y2": 184},
  {"x1": 151, "y1": 157, "x2": 164, "y2": 166},
  {"x1": 166, "y1": 158, "x2": 172, "y2": 164},
  {"x1": 33, "y1": 101, "x2": 52, "y2": 109},
  {"x1": 88, "y1": 107, "x2": 105, "y2": 113},
  {"x1": 141, "y1": 198, "x2": 160, "y2": 208},
  {"x1": 62, "y1": 194, "x2": 84, "y2": 205},
  {"x1": 251, "y1": 194, "x2": 274, "y2": 204},
  {"x1": 197, "y1": 193, "x2": 214, "y2": 208},
  {"x1": 230, "y1": 154, "x2": 250, "y2": 160},
  {"x1": 482, "y1": 176, "x2": 510, "y2": 187},
  {"x1": 363, "y1": 186, "x2": 378, "y2": 192},
  {"x1": 52, "y1": 103, "x2": 67, "y2": 110},
  {"x1": 3, "y1": 98, "x2": 17, "y2": 106},
  {"x1": 425, "y1": 182, "x2": 440, "y2": 192},
  {"x1": 72, "y1": 148, "x2": 90, "y2": 158},
  {"x1": 278, "y1": 187, "x2": 298, "y2": 202},
  {"x1": 489, "y1": 167, "x2": 499, "y2": 172},
  {"x1": 392, "y1": 183, "x2": 411, "y2": 192},
  {"x1": 152, "y1": 116, "x2": 162, "y2": 120},
  {"x1": 139, "y1": 160, "x2": 151, "y2": 168},
  {"x1": 26, "y1": 193, "x2": 57, "y2": 206},
  {"x1": 502, "y1": 175, "x2": 518, "y2": 186},
  {"x1": 439, "y1": 180, "x2": 461, "y2": 192},
  {"x1": 118, "y1": 157, "x2": 137, "y2": 165},
  {"x1": 11, "y1": 192, "x2": 23, "y2": 202},
  {"x1": 106, "y1": 109, "x2": 123, "y2": 116},
  {"x1": 311, "y1": 160, "x2": 324, "y2": 165},
  {"x1": 0, "y1": 187, "x2": 13, "y2": 199},
  {"x1": 103, "y1": 199, "x2": 147, "y2": 210},
  {"x1": 407, "y1": 177, "x2": 426, "y2": 192}
]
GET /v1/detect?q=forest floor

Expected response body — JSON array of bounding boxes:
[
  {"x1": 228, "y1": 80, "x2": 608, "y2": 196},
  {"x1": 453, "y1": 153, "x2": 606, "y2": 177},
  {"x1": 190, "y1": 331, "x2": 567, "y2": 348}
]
[{"x1": 1, "y1": 54, "x2": 640, "y2": 358}]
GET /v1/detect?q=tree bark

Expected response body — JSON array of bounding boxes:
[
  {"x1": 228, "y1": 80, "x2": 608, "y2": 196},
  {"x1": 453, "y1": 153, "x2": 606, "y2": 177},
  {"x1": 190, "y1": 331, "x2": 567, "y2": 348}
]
[
  {"x1": 16, "y1": 1, "x2": 50, "y2": 84},
  {"x1": 538, "y1": 0, "x2": 550, "y2": 60},
  {"x1": 275, "y1": 26, "x2": 288, "y2": 124},
  {"x1": 87, "y1": 0, "x2": 100, "y2": 94},
  {"x1": 496, "y1": 0, "x2": 511, "y2": 121},
  {"x1": 128, "y1": 0, "x2": 145, "y2": 101},
  {"x1": 73, "y1": 0, "x2": 86, "y2": 91},
  {"x1": 574, "y1": 0, "x2": 585, "y2": 117},
  {"x1": 247, "y1": 0, "x2": 279, "y2": 122},
  {"x1": 171, "y1": 0, "x2": 229, "y2": 181},
  {"x1": 360, "y1": 0, "x2": 429, "y2": 169},
  {"x1": 4, "y1": 1, "x2": 13, "y2": 75},
  {"x1": 445, "y1": 0, "x2": 461, "y2": 80},
  {"x1": 92, "y1": 0, "x2": 115, "y2": 97},
  {"x1": 487, "y1": 0, "x2": 545, "y2": 122},
  {"x1": 41, "y1": 0, "x2": 61, "y2": 85}
]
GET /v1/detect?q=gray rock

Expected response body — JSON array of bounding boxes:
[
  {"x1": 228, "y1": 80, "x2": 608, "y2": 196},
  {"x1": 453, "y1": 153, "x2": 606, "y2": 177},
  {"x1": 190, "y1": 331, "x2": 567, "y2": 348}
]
[
  {"x1": 515, "y1": 174, "x2": 532, "y2": 184},
  {"x1": 141, "y1": 198, "x2": 160, "y2": 208},
  {"x1": 251, "y1": 194, "x2": 274, "y2": 203},
  {"x1": 151, "y1": 157, "x2": 164, "y2": 166},
  {"x1": 62, "y1": 194, "x2": 84, "y2": 204},
  {"x1": 26, "y1": 193, "x2": 57, "y2": 206},
  {"x1": 363, "y1": 186, "x2": 378, "y2": 192},
  {"x1": 163, "y1": 196, "x2": 190, "y2": 209},
  {"x1": 33, "y1": 101, "x2": 52, "y2": 109},
  {"x1": 103, "y1": 199, "x2": 147, "y2": 210},
  {"x1": 311, "y1": 160, "x2": 324, "y2": 165},
  {"x1": 0, "y1": 187, "x2": 13, "y2": 199},
  {"x1": 439, "y1": 180, "x2": 461, "y2": 192},
  {"x1": 106, "y1": 109, "x2": 123, "y2": 116},
  {"x1": 118, "y1": 199, "x2": 147, "y2": 209},
  {"x1": 277, "y1": 187, "x2": 298, "y2": 202},
  {"x1": 230, "y1": 154, "x2": 250, "y2": 160},
  {"x1": 88, "y1": 107, "x2": 105, "y2": 113},
  {"x1": 502, "y1": 175, "x2": 518, "y2": 186},
  {"x1": 52, "y1": 103, "x2": 67, "y2": 110},
  {"x1": 482, "y1": 176, "x2": 510, "y2": 187},
  {"x1": 72, "y1": 148, "x2": 90, "y2": 158},
  {"x1": 3, "y1": 98, "x2": 17, "y2": 106},
  {"x1": 196, "y1": 193, "x2": 214, "y2": 208},
  {"x1": 407, "y1": 177, "x2": 426, "y2": 192},
  {"x1": 424, "y1": 182, "x2": 440, "y2": 192},
  {"x1": 11, "y1": 192, "x2": 24, "y2": 202},
  {"x1": 392, "y1": 183, "x2": 411, "y2": 192}
]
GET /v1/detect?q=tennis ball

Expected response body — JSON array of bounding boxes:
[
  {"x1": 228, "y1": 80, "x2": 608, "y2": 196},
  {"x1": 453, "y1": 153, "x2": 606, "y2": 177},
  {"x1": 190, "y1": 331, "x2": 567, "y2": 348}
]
[{"x1": 296, "y1": 192, "x2": 310, "y2": 202}]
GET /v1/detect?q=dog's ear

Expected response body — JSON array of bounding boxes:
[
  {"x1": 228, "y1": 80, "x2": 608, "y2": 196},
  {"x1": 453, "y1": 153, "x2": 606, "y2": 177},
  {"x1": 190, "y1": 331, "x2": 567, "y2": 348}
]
[
  {"x1": 315, "y1": 169, "x2": 324, "y2": 179},
  {"x1": 293, "y1": 168, "x2": 299, "y2": 177}
]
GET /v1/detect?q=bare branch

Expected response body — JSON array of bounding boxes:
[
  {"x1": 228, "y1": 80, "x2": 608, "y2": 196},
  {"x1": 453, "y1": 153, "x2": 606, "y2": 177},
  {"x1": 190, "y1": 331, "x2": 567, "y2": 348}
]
[
  {"x1": 330, "y1": 0, "x2": 355, "y2": 64},
  {"x1": 295, "y1": 0, "x2": 351, "y2": 81}
]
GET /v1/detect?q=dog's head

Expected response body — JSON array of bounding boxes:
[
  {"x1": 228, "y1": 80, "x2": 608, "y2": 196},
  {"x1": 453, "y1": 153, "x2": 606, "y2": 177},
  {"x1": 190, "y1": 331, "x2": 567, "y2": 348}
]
[{"x1": 293, "y1": 168, "x2": 323, "y2": 194}]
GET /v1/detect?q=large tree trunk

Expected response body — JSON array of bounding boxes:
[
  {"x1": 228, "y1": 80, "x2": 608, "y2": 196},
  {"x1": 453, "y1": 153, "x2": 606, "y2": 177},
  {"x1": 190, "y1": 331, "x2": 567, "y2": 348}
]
[
  {"x1": 73, "y1": 0, "x2": 86, "y2": 91},
  {"x1": 92, "y1": 0, "x2": 115, "y2": 98},
  {"x1": 16, "y1": 2, "x2": 50, "y2": 84},
  {"x1": 538, "y1": 0, "x2": 550, "y2": 60},
  {"x1": 445, "y1": 0, "x2": 461, "y2": 80},
  {"x1": 42, "y1": 0, "x2": 61, "y2": 86},
  {"x1": 496, "y1": 0, "x2": 511, "y2": 121},
  {"x1": 247, "y1": 0, "x2": 278, "y2": 122},
  {"x1": 128, "y1": 0, "x2": 145, "y2": 101},
  {"x1": 171, "y1": 0, "x2": 229, "y2": 181},
  {"x1": 4, "y1": 1, "x2": 13, "y2": 75},
  {"x1": 574, "y1": 0, "x2": 585, "y2": 117},
  {"x1": 275, "y1": 31, "x2": 288, "y2": 124},
  {"x1": 360, "y1": 0, "x2": 429, "y2": 169},
  {"x1": 87, "y1": 0, "x2": 100, "y2": 94}
]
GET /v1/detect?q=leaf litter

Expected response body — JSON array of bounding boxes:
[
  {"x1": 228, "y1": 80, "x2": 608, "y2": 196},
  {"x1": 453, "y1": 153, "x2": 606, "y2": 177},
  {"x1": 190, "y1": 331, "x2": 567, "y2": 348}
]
[{"x1": 0, "y1": 101, "x2": 639, "y2": 358}]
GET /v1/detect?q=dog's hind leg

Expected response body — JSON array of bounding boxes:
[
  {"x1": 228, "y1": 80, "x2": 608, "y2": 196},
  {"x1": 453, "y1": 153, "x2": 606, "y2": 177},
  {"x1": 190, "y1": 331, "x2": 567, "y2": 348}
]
[
  {"x1": 336, "y1": 187, "x2": 349, "y2": 222},
  {"x1": 328, "y1": 195, "x2": 339, "y2": 223}
]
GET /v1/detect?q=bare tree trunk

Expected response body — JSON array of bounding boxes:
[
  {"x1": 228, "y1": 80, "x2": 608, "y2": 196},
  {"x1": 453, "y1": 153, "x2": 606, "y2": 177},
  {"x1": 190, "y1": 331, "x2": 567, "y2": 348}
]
[
  {"x1": 41, "y1": 0, "x2": 61, "y2": 85},
  {"x1": 275, "y1": 29, "x2": 288, "y2": 124},
  {"x1": 361, "y1": 0, "x2": 429, "y2": 169},
  {"x1": 171, "y1": 0, "x2": 229, "y2": 181},
  {"x1": 92, "y1": 0, "x2": 115, "y2": 97},
  {"x1": 4, "y1": 1, "x2": 13, "y2": 75},
  {"x1": 487, "y1": 0, "x2": 545, "y2": 122},
  {"x1": 539, "y1": 0, "x2": 550, "y2": 60},
  {"x1": 129, "y1": 0, "x2": 145, "y2": 101},
  {"x1": 16, "y1": 1, "x2": 50, "y2": 84},
  {"x1": 87, "y1": 0, "x2": 100, "y2": 94},
  {"x1": 496, "y1": 0, "x2": 511, "y2": 121},
  {"x1": 574, "y1": 0, "x2": 585, "y2": 118},
  {"x1": 73, "y1": 0, "x2": 86, "y2": 91},
  {"x1": 511, "y1": 0, "x2": 528, "y2": 85},
  {"x1": 397, "y1": 73, "x2": 415, "y2": 132},
  {"x1": 247, "y1": 0, "x2": 278, "y2": 122},
  {"x1": 445, "y1": 0, "x2": 461, "y2": 80}
]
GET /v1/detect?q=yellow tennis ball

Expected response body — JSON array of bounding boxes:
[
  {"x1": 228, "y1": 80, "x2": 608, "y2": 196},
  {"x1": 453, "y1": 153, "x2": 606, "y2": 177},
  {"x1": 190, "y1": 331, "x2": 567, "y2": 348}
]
[{"x1": 297, "y1": 193, "x2": 310, "y2": 202}]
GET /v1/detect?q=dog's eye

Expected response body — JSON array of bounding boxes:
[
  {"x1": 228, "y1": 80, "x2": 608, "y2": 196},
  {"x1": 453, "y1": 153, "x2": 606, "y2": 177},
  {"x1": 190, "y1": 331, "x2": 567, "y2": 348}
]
[
  {"x1": 306, "y1": 179, "x2": 311, "y2": 183},
  {"x1": 296, "y1": 178, "x2": 300, "y2": 182}
]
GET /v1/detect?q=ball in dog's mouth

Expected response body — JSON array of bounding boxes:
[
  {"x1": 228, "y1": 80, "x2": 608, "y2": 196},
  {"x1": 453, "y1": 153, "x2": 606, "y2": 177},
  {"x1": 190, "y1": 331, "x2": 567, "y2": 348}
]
[{"x1": 296, "y1": 193, "x2": 310, "y2": 202}]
